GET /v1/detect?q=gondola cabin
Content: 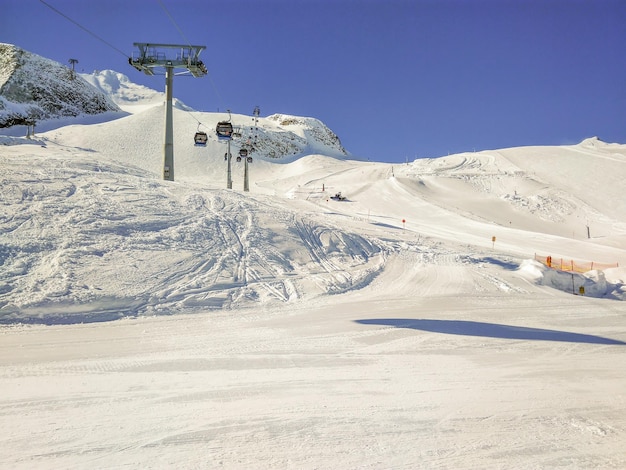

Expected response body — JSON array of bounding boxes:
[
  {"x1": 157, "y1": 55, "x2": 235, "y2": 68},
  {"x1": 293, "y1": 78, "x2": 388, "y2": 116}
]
[
  {"x1": 194, "y1": 131, "x2": 208, "y2": 146},
  {"x1": 216, "y1": 121, "x2": 233, "y2": 140}
]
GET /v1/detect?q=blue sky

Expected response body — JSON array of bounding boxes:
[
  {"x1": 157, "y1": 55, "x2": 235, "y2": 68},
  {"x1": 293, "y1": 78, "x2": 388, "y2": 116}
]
[{"x1": 2, "y1": 0, "x2": 625, "y2": 162}]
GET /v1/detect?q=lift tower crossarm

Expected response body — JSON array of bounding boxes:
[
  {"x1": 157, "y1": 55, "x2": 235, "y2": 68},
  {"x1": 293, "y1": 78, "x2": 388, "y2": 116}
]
[
  {"x1": 129, "y1": 42, "x2": 207, "y2": 181},
  {"x1": 130, "y1": 43, "x2": 207, "y2": 77}
]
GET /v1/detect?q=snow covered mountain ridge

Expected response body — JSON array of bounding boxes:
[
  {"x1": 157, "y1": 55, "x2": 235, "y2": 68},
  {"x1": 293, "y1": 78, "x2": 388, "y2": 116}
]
[
  {"x1": 80, "y1": 69, "x2": 172, "y2": 113},
  {"x1": 0, "y1": 44, "x2": 121, "y2": 127},
  {"x1": 1, "y1": 44, "x2": 349, "y2": 159}
]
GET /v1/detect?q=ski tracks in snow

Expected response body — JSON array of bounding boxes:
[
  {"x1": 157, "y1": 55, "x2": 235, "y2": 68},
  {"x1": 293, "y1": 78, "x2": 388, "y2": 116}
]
[
  {"x1": 142, "y1": 189, "x2": 388, "y2": 315},
  {"x1": 0, "y1": 149, "x2": 538, "y2": 324}
]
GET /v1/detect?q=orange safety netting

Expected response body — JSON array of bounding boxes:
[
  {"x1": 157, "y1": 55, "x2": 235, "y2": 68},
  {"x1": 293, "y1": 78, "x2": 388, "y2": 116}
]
[{"x1": 535, "y1": 254, "x2": 619, "y2": 273}]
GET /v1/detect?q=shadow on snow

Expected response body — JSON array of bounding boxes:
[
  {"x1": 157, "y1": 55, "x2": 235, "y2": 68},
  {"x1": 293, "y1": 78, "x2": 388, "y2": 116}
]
[
  {"x1": 478, "y1": 256, "x2": 519, "y2": 270},
  {"x1": 354, "y1": 319, "x2": 626, "y2": 345}
]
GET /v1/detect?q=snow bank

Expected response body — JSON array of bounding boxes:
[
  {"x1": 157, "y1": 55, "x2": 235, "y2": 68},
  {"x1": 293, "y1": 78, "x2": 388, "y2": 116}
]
[{"x1": 518, "y1": 259, "x2": 625, "y2": 299}]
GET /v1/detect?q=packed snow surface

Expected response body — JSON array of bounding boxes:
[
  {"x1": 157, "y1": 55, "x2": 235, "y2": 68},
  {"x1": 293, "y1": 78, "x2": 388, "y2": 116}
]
[{"x1": 1, "y1": 70, "x2": 625, "y2": 469}]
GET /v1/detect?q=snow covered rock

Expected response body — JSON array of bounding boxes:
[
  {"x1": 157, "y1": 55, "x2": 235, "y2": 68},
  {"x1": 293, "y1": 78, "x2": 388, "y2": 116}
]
[
  {"x1": 0, "y1": 43, "x2": 121, "y2": 127},
  {"x1": 266, "y1": 114, "x2": 349, "y2": 158},
  {"x1": 579, "y1": 136, "x2": 604, "y2": 148}
]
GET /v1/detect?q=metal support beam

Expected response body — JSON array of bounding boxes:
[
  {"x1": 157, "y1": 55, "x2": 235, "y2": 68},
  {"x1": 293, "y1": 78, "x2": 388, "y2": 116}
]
[
  {"x1": 226, "y1": 140, "x2": 233, "y2": 189},
  {"x1": 243, "y1": 157, "x2": 250, "y2": 192},
  {"x1": 163, "y1": 66, "x2": 174, "y2": 181},
  {"x1": 130, "y1": 43, "x2": 207, "y2": 77}
]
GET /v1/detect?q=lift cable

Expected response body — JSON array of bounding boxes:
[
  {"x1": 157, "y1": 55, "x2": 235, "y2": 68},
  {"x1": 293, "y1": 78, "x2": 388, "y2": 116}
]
[
  {"x1": 40, "y1": 0, "x2": 207, "y2": 129},
  {"x1": 39, "y1": 0, "x2": 130, "y2": 59},
  {"x1": 157, "y1": 0, "x2": 193, "y2": 49},
  {"x1": 156, "y1": 0, "x2": 228, "y2": 131}
]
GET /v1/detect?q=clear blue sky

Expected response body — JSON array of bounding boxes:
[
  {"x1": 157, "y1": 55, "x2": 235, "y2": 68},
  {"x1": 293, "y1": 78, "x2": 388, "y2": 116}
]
[{"x1": 2, "y1": 0, "x2": 625, "y2": 162}]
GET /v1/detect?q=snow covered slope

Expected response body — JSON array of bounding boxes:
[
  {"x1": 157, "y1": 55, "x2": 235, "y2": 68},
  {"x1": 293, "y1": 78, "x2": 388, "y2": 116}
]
[
  {"x1": 1, "y1": 90, "x2": 625, "y2": 323},
  {"x1": 1, "y1": 65, "x2": 626, "y2": 470},
  {"x1": 1, "y1": 60, "x2": 625, "y2": 320}
]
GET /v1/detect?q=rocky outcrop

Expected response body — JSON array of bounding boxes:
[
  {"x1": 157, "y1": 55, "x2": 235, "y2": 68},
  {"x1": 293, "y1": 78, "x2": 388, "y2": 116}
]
[{"x1": 0, "y1": 43, "x2": 121, "y2": 127}]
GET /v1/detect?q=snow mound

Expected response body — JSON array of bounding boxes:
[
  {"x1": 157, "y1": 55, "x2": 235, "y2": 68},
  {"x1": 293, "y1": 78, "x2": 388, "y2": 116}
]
[
  {"x1": 579, "y1": 136, "x2": 605, "y2": 148},
  {"x1": 518, "y1": 260, "x2": 625, "y2": 300}
]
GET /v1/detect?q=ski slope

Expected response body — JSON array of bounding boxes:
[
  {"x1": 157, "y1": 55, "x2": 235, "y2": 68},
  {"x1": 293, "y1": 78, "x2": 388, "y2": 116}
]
[{"x1": 1, "y1": 71, "x2": 626, "y2": 469}]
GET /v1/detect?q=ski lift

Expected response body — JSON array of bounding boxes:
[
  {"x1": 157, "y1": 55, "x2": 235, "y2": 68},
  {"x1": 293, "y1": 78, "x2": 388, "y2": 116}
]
[
  {"x1": 216, "y1": 121, "x2": 233, "y2": 140},
  {"x1": 194, "y1": 131, "x2": 208, "y2": 146}
]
